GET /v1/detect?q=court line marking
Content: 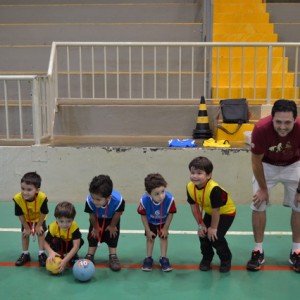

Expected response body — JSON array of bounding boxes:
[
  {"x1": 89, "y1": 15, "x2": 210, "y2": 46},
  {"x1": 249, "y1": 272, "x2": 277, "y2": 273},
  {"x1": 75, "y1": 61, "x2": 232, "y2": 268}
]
[
  {"x1": 0, "y1": 228, "x2": 292, "y2": 235},
  {"x1": 0, "y1": 261, "x2": 293, "y2": 271}
]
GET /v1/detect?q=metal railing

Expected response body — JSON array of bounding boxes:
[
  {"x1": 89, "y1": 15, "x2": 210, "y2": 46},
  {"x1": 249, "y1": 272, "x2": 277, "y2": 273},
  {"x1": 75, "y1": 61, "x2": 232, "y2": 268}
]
[
  {"x1": 1, "y1": 41, "x2": 300, "y2": 145},
  {"x1": 0, "y1": 75, "x2": 55, "y2": 144},
  {"x1": 48, "y1": 41, "x2": 300, "y2": 104}
]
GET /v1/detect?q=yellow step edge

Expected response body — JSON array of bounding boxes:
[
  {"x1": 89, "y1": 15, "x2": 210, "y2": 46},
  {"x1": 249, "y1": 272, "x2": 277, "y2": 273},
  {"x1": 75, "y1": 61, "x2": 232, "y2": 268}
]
[
  {"x1": 213, "y1": 33, "x2": 278, "y2": 42},
  {"x1": 212, "y1": 88, "x2": 299, "y2": 99},
  {"x1": 214, "y1": 0, "x2": 263, "y2": 3},
  {"x1": 212, "y1": 47, "x2": 284, "y2": 58},
  {"x1": 214, "y1": 23, "x2": 274, "y2": 34},
  {"x1": 214, "y1": 3, "x2": 266, "y2": 11},
  {"x1": 214, "y1": 14, "x2": 269, "y2": 23},
  {"x1": 212, "y1": 74, "x2": 295, "y2": 86},
  {"x1": 212, "y1": 57, "x2": 288, "y2": 72}
]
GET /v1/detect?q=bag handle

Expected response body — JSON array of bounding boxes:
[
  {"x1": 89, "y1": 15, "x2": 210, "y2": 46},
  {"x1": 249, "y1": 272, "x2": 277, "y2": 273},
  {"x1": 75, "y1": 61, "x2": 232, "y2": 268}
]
[{"x1": 216, "y1": 123, "x2": 242, "y2": 135}]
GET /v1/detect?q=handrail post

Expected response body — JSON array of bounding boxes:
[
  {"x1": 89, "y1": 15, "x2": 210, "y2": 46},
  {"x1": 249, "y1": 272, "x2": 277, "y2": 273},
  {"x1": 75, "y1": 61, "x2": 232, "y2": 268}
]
[{"x1": 32, "y1": 77, "x2": 41, "y2": 145}]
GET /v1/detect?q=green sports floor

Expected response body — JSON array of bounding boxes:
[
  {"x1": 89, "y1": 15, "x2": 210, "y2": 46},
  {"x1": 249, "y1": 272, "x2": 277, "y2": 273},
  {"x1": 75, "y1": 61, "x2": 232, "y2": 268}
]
[{"x1": 0, "y1": 202, "x2": 298, "y2": 300}]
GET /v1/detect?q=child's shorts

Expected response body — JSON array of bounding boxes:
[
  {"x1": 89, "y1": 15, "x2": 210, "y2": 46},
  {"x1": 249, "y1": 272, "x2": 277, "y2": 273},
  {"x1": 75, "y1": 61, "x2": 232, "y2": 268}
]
[
  {"x1": 251, "y1": 161, "x2": 300, "y2": 212},
  {"x1": 87, "y1": 220, "x2": 120, "y2": 248}
]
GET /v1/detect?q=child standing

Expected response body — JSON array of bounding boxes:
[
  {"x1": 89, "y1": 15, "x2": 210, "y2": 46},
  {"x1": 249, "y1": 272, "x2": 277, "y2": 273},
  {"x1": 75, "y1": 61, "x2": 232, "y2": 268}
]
[
  {"x1": 84, "y1": 175, "x2": 125, "y2": 271},
  {"x1": 13, "y1": 172, "x2": 49, "y2": 267},
  {"x1": 44, "y1": 201, "x2": 84, "y2": 273},
  {"x1": 186, "y1": 156, "x2": 236, "y2": 273},
  {"x1": 137, "y1": 173, "x2": 177, "y2": 272}
]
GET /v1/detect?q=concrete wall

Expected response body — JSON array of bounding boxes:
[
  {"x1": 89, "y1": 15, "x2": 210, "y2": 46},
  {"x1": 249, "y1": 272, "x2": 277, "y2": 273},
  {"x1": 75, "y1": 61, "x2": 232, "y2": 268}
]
[{"x1": 0, "y1": 145, "x2": 283, "y2": 205}]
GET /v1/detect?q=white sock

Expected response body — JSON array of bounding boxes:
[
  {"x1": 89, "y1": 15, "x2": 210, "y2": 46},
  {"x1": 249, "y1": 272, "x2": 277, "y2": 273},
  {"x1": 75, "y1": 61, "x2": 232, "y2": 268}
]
[
  {"x1": 38, "y1": 250, "x2": 45, "y2": 255},
  {"x1": 23, "y1": 251, "x2": 29, "y2": 254},
  {"x1": 292, "y1": 243, "x2": 300, "y2": 253},
  {"x1": 254, "y1": 243, "x2": 263, "y2": 253}
]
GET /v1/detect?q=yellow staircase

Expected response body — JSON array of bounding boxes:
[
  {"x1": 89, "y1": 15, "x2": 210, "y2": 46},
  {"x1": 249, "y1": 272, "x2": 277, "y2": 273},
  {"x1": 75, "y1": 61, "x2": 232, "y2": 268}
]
[{"x1": 212, "y1": 0, "x2": 298, "y2": 102}]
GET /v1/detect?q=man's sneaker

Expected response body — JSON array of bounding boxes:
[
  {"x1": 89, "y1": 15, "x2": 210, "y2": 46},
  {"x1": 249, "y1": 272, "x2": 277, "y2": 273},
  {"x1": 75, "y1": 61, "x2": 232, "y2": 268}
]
[
  {"x1": 109, "y1": 254, "x2": 121, "y2": 271},
  {"x1": 141, "y1": 256, "x2": 153, "y2": 271},
  {"x1": 15, "y1": 253, "x2": 31, "y2": 266},
  {"x1": 38, "y1": 252, "x2": 47, "y2": 267},
  {"x1": 246, "y1": 250, "x2": 265, "y2": 271},
  {"x1": 199, "y1": 259, "x2": 211, "y2": 271},
  {"x1": 159, "y1": 257, "x2": 172, "y2": 272},
  {"x1": 289, "y1": 250, "x2": 300, "y2": 273},
  {"x1": 84, "y1": 254, "x2": 95, "y2": 264},
  {"x1": 220, "y1": 260, "x2": 231, "y2": 273}
]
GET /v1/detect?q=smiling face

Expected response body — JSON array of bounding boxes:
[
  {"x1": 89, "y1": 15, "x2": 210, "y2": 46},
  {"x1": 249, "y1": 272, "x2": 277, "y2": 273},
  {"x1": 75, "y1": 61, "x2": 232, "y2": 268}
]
[
  {"x1": 21, "y1": 182, "x2": 39, "y2": 201},
  {"x1": 149, "y1": 186, "x2": 166, "y2": 204},
  {"x1": 272, "y1": 111, "x2": 295, "y2": 137},
  {"x1": 189, "y1": 166, "x2": 211, "y2": 188}
]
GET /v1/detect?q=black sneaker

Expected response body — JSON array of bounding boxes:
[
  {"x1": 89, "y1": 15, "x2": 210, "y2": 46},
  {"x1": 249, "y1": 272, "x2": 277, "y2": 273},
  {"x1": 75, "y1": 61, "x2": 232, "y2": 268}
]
[
  {"x1": 69, "y1": 254, "x2": 79, "y2": 266},
  {"x1": 199, "y1": 259, "x2": 211, "y2": 271},
  {"x1": 38, "y1": 253, "x2": 47, "y2": 267},
  {"x1": 246, "y1": 250, "x2": 265, "y2": 271},
  {"x1": 15, "y1": 253, "x2": 31, "y2": 266},
  {"x1": 84, "y1": 254, "x2": 95, "y2": 264},
  {"x1": 109, "y1": 254, "x2": 121, "y2": 272},
  {"x1": 220, "y1": 260, "x2": 231, "y2": 273},
  {"x1": 141, "y1": 256, "x2": 153, "y2": 271},
  {"x1": 289, "y1": 250, "x2": 300, "y2": 273}
]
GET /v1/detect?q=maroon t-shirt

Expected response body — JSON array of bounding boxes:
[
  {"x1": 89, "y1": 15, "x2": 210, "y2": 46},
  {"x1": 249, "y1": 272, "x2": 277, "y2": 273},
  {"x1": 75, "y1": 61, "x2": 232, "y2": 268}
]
[{"x1": 251, "y1": 115, "x2": 300, "y2": 166}]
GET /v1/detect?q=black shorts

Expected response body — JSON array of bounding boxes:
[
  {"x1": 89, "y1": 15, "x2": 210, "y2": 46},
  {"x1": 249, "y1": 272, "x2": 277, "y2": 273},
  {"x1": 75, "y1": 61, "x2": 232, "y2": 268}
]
[
  {"x1": 87, "y1": 218, "x2": 120, "y2": 248},
  {"x1": 21, "y1": 221, "x2": 47, "y2": 232},
  {"x1": 144, "y1": 223, "x2": 165, "y2": 239}
]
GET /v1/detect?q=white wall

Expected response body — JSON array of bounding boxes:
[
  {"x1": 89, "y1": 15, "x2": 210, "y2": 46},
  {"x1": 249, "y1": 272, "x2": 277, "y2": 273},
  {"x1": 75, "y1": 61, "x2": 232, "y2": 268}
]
[{"x1": 0, "y1": 145, "x2": 283, "y2": 205}]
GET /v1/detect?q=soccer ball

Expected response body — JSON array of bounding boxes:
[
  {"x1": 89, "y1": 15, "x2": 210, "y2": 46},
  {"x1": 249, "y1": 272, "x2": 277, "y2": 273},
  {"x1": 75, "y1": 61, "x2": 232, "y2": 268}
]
[
  {"x1": 46, "y1": 256, "x2": 62, "y2": 275},
  {"x1": 72, "y1": 259, "x2": 95, "y2": 282}
]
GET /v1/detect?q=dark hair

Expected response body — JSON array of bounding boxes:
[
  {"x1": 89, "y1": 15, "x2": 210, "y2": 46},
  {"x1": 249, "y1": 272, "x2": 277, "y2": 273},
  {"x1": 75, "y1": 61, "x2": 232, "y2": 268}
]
[
  {"x1": 89, "y1": 175, "x2": 113, "y2": 198},
  {"x1": 272, "y1": 99, "x2": 297, "y2": 119},
  {"x1": 21, "y1": 172, "x2": 41, "y2": 189},
  {"x1": 54, "y1": 201, "x2": 76, "y2": 219},
  {"x1": 144, "y1": 173, "x2": 167, "y2": 194},
  {"x1": 188, "y1": 156, "x2": 213, "y2": 174}
]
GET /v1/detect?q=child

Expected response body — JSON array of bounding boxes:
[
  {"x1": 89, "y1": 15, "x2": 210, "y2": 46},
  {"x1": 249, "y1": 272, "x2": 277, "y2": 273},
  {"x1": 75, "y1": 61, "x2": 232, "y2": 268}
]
[
  {"x1": 186, "y1": 156, "x2": 236, "y2": 273},
  {"x1": 137, "y1": 173, "x2": 177, "y2": 272},
  {"x1": 84, "y1": 175, "x2": 125, "y2": 271},
  {"x1": 44, "y1": 201, "x2": 84, "y2": 273},
  {"x1": 13, "y1": 171, "x2": 49, "y2": 267}
]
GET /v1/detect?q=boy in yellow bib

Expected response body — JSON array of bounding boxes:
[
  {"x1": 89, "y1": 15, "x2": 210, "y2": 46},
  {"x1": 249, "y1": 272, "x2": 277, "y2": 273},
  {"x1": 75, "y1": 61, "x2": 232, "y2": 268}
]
[
  {"x1": 13, "y1": 172, "x2": 49, "y2": 267},
  {"x1": 186, "y1": 156, "x2": 236, "y2": 272}
]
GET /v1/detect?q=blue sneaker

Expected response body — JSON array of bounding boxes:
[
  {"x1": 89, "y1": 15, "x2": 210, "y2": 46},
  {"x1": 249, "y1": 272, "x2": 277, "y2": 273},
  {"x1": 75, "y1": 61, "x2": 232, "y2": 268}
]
[
  {"x1": 142, "y1": 256, "x2": 153, "y2": 271},
  {"x1": 159, "y1": 257, "x2": 172, "y2": 272}
]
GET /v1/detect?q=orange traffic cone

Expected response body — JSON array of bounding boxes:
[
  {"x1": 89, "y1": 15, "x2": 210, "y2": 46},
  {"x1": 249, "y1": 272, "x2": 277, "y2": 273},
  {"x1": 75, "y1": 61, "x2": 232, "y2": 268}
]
[{"x1": 192, "y1": 96, "x2": 213, "y2": 139}]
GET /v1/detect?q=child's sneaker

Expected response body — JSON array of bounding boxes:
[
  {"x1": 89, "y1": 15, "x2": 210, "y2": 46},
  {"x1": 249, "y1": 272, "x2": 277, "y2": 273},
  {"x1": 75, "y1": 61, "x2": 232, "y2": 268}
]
[
  {"x1": 141, "y1": 256, "x2": 153, "y2": 271},
  {"x1": 289, "y1": 250, "x2": 300, "y2": 273},
  {"x1": 84, "y1": 254, "x2": 95, "y2": 264},
  {"x1": 246, "y1": 250, "x2": 265, "y2": 271},
  {"x1": 69, "y1": 254, "x2": 79, "y2": 266},
  {"x1": 159, "y1": 257, "x2": 172, "y2": 272},
  {"x1": 15, "y1": 253, "x2": 31, "y2": 266},
  {"x1": 109, "y1": 254, "x2": 121, "y2": 272},
  {"x1": 38, "y1": 252, "x2": 47, "y2": 267},
  {"x1": 219, "y1": 260, "x2": 231, "y2": 273},
  {"x1": 199, "y1": 259, "x2": 211, "y2": 271}
]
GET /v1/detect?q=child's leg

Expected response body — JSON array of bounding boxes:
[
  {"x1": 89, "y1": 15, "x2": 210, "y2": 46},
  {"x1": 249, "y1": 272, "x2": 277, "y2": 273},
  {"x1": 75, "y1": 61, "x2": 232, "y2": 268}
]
[
  {"x1": 37, "y1": 234, "x2": 47, "y2": 266},
  {"x1": 146, "y1": 238, "x2": 155, "y2": 257},
  {"x1": 159, "y1": 237, "x2": 168, "y2": 258},
  {"x1": 15, "y1": 233, "x2": 31, "y2": 266},
  {"x1": 21, "y1": 234, "x2": 30, "y2": 252}
]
